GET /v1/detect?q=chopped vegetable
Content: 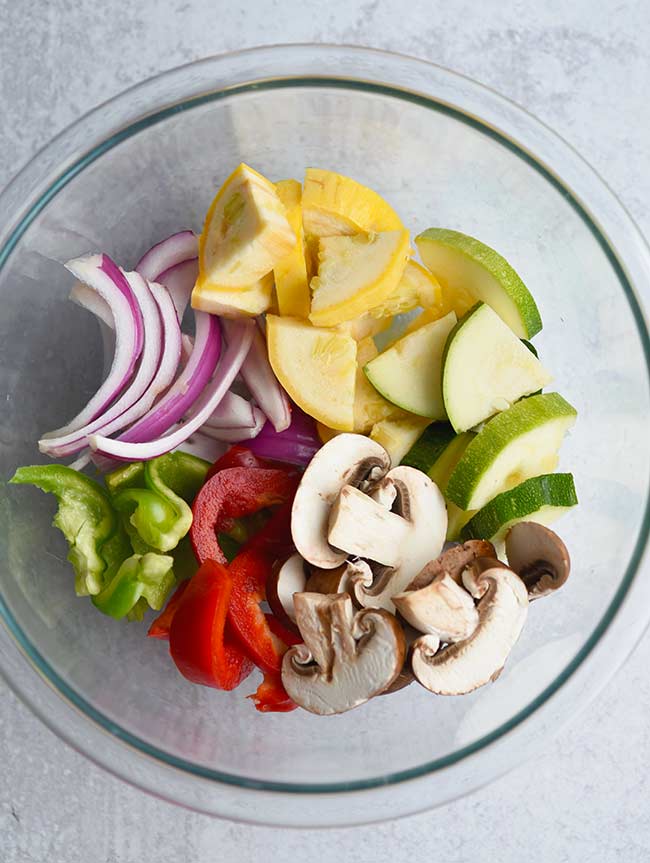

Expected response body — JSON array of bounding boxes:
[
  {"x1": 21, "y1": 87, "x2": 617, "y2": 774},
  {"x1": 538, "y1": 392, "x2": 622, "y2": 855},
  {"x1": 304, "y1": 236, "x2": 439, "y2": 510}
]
[
  {"x1": 10, "y1": 465, "x2": 130, "y2": 596},
  {"x1": 273, "y1": 179, "x2": 310, "y2": 318},
  {"x1": 92, "y1": 552, "x2": 175, "y2": 620}
]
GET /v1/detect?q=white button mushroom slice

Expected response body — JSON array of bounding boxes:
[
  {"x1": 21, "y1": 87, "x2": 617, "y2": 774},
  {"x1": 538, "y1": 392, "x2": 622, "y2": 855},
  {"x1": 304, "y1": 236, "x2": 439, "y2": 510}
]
[
  {"x1": 461, "y1": 556, "x2": 510, "y2": 599},
  {"x1": 305, "y1": 559, "x2": 373, "y2": 599},
  {"x1": 411, "y1": 566, "x2": 529, "y2": 695},
  {"x1": 266, "y1": 553, "x2": 308, "y2": 632},
  {"x1": 393, "y1": 573, "x2": 479, "y2": 642},
  {"x1": 505, "y1": 521, "x2": 571, "y2": 600},
  {"x1": 291, "y1": 434, "x2": 391, "y2": 569},
  {"x1": 281, "y1": 592, "x2": 406, "y2": 715},
  {"x1": 328, "y1": 485, "x2": 411, "y2": 567},
  {"x1": 350, "y1": 466, "x2": 448, "y2": 612},
  {"x1": 408, "y1": 539, "x2": 497, "y2": 591},
  {"x1": 369, "y1": 476, "x2": 398, "y2": 509}
]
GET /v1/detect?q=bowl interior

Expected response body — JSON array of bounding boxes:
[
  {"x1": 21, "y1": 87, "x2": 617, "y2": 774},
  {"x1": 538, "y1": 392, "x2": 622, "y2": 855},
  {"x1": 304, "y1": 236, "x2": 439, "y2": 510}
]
[{"x1": 1, "y1": 79, "x2": 649, "y2": 789}]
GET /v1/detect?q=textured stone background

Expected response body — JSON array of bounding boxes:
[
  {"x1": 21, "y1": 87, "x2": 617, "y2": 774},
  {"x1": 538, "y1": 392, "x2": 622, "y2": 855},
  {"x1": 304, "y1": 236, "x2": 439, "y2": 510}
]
[{"x1": 2, "y1": 1, "x2": 650, "y2": 860}]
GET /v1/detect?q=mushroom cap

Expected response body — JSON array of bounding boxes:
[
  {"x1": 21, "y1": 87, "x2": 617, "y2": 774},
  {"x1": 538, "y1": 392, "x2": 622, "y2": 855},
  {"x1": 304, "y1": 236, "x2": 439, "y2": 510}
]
[
  {"x1": 291, "y1": 434, "x2": 391, "y2": 569},
  {"x1": 408, "y1": 540, "x2": 497, "y2": 591},
  {"x1": 505, "y1": 521, "x2": 571, "y2": 600},
  {"x1": 267, "y1": 553, "x2": 308, "y2": 633},
  {"x1": 353, "y1": 466, "x2": 448, "y2": 612},
  {"x1": 282, "y1": 592, "x2": 406, "y2": 715},
  {"x1": 393, "y1": 573, "x2": 479, "y2": 642},
  {"x1": 411, "y1": 566, "x2": 528, "y2": 695},
  {"x1": 305, "y1": 559, "x2": 373, "y2": 599}
]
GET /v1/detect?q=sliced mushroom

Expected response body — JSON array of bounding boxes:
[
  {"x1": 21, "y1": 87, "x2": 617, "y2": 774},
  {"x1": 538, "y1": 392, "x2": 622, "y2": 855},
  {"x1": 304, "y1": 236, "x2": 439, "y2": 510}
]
[
  {"x1": 461, "y1": 556, "x2": 510, "y2": 599},
  {"x1": 328, "y1": 484, "x2": 412, "y2": 567},
  {"x1": 281, "y1": 592, "x2": 406, "y2": 715},
  {"x1": 336, "y1": 466, "x2": 448, "y2": 612},
  {"x1": 393, "y1": 574, "x2": 478, "y2": 642},
  {"x1": 266, "y1": 553, "x2": 308, "y2": 633},
  {"x1": 305, "y1": 559, "x2": 373, "y2": 598},
  {"x1": 505, "y1": 522, "x2": 571, "y2": 600},
  {"x1": 408, "y1": 540, "x2": 497, "y2": 591},
  {"x1": 291, "y1": 434, "x2": 390, "y2": 569},
  {"x1": 411, "y1": 566, "x2": 528, "y2": 695}
]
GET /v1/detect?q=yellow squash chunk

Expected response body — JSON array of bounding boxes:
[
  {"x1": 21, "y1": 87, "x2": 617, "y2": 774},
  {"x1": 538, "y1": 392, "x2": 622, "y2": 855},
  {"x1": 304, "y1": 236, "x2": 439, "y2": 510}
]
[
  {"x1": 198, "y1": 163, "x2": 295, "y2": 290},
  {"x1": 369, "y1": 260, "x2": 443, "y2": 319},
  {"x1": 273, "y1": 180, "x2": 310, "y2": 317},
  {"x1": 266, "y1": 315, "x2": 356, "y2": 431},
  {"x1": 192, "y1": 272, "x2": 273, "y2": 318},
  {"x1": 336, "y1": 314, "x2": 393, "y2": 342},
  {"x1": 353, "y1": 337, "x2": 400, "y2": 433},
  {"x1": 370, "y1": 414, "x2": 431, "y2": 467},
  {"x1": 302, "y1": 168, "x2": 404, "y2": 237},
  {"x1": 310, "y1": 230, "x2": 410, "y2": 328}
]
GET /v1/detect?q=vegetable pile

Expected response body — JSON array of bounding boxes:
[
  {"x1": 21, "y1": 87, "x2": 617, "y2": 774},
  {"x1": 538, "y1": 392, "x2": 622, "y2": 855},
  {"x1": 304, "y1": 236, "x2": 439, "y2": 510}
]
[{"x1": 10, "y1": 163, "x2": 578, "y2": 715}]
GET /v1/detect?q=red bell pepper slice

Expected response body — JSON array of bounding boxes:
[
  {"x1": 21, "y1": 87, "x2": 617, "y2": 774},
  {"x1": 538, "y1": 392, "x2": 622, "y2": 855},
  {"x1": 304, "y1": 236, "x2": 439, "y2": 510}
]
[
  {"x1": 147, "y1": 580, "x2": 189, "y2": 640},
  {"x1": 169, "y1": 560, "x2": 253, "y2": 690},
  {"x1": 206, "y1": 445, "x2": 268, "y2": 479},
  {"x1": 190, "y1": 467, "x2": 299, "y2": 565},
  {"x1": 251, "y1": 671, "x2": 298, "y2": 713},
  {"x1": 266, "y1": 612, "x2": 302, "y2": 647}
]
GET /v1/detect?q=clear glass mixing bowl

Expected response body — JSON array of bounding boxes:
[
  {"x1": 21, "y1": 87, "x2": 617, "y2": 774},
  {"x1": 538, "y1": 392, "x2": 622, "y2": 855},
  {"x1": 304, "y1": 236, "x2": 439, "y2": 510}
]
[{"x1": 1, "y1": 45, "x2": 650, "y2": 827}]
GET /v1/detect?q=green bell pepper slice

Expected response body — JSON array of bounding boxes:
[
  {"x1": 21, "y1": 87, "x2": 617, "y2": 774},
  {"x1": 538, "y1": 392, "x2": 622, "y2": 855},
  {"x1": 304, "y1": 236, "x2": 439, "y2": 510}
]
[
  {"x1": 109, "y1": 452, "x2": 210, "y2": 553},
  {"x1": 92, "y1": 552, "x2": 174, "y2": 620},
  {"x1": 10, "y1": 465, "x2": 130, "y2": 596}
]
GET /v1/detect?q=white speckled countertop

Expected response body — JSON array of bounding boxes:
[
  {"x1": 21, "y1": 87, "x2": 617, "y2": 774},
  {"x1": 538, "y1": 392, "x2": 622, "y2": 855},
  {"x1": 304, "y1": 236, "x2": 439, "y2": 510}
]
[{"x1": 2, "y1": 1, "x2": 650, "y2": 860}]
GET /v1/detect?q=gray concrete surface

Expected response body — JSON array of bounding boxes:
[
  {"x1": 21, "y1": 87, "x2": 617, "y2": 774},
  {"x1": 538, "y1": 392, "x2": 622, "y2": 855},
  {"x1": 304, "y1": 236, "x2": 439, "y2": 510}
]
[{"x1": 2, "y1": 1, "x2": 650, "y2": 860}]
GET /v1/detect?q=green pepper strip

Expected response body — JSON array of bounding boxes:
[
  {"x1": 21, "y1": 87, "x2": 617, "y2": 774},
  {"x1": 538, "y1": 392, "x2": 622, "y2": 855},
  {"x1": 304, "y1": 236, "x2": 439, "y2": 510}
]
[
  {"x1": 92, "y1": 552, "x2": 174, "y2": 620},
  {"x1": 108, "y1": 452, "x2": 211, "y2": 553},
  {"x1": 10, "y1": 465, "x2": 131, "y2": 596}
]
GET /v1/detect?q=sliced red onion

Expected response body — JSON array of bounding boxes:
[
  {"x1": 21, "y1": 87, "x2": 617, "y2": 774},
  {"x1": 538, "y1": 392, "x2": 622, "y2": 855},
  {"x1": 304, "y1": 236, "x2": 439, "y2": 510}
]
[
  {"x1": 203, "y1": 390, "x2": 260, "y2": 429},
  {"x1": 136, "y1": 230, "x2": 197, "y2": 281},
  {"x1": 175, "y1": 432, "x2": 228, "y2": 463},
  {"x1": 69, "y1": 281, "x2": 115, "y2": 377},
  {"x1": 245, "y1": 405, "x2": 321, "y2": 466},
  {"x1": 155, "y1": 258, "x2": 198, "y2": 321},
  {"x1": 200, "y1": 406, "x2": 266, "y2": 441},
  {"x1": 222, "y1": 319, "x2": 291, "y2": 433},
  {"x1": 40, "y1": 271, "x2": 165, "y2": 458},
  {"x1": 115, "y1": 310, "x2": 221, "y2": 445},
  {"x1": 90, "y1": 319, "x2": 254, "y2": 461},
  {"x1": 180, "y1": 333, "x2": 194, "y2": 367},
  {"x1": 42, "y1": 255, "x2": 144, "y2": 439}
]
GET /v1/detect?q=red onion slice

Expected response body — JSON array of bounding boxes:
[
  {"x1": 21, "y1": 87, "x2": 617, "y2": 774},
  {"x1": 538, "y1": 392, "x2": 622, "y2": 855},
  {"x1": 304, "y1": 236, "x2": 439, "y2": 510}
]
[
  {"x1": 155, "y1": 258, "x2": 198, "y2": 321},
  {"x1": 69, "y1": 282, "x2": 114, "y2": 329},
  {"x1": 40, "y1": 271, "x2": 165, "y2": 458},
  {"x1": 42, "y1": 254, "x2": 144, "y2": 439},
  {"x1": 90, "y1": 319, "x2": 255, "y2": 461},
  {"x1": 222, "y1": 319, "x2": 291, "y2": 433},
  {"x1": 136, "y1": 231, "x2": 197, "y2": 281},
  {"x1": 203, "y1": 390, "x2": 259, "y2": 429},
  {"x1": 200, "y1": 405, "x2": 266, "y2": 441},
  {"x1": 116, "y1": 310, "x2": 221, "y2": 444},
  {"x1": 244, "y1": 404, "x2": 321, "y2": 466}
]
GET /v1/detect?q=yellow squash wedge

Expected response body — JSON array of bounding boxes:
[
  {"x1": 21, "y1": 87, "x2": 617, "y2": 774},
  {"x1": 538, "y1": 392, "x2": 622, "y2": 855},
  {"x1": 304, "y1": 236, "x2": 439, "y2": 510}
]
[
  {"x1": 192, "y1": 272, "x2": 273, "y2": 317},
  {"x1": 302, "y1": 168, "x2": 404, "y2": 237},
  {"x1": 273, "y1": 180, "x2": 310, "y2": 317},
  {"x1": 266, "y1": 315, "x2": 357, "y2": 431},
  {"x1": 310, "y1": 230, "x2": 410, "y2": 327},
  {"x1": 370, "y1": 414, "x2": 431, "y2": 467},
  {"x1": 197, "y1": 163, "x2": 295, "y2": 290},
  {"x1": 369, "y1": 259, "x2": 442, "y2": 319}
]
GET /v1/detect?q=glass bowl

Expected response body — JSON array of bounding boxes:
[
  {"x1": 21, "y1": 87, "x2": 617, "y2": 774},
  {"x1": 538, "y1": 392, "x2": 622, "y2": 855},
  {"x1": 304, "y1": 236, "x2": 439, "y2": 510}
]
[{"x1": 1, "y1": 45, "x2": 650, "y2": 828}]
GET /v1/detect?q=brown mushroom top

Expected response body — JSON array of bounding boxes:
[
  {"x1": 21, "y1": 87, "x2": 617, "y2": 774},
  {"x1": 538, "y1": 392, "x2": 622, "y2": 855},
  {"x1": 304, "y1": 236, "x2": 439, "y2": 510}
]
[{"x1": 408, "y1": 540, "x2": 497, "y2": 591}]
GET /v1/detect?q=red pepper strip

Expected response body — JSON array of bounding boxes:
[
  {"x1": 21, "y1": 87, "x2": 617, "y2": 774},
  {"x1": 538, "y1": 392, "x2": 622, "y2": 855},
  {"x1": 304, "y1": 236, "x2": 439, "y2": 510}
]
[
  {"x1": 147, "y1": 580, "x2": 189, "y2": 640},
  {"x1": 266, "y1": 612, "x2": 302, "y2": 646},
  {"x1": 190, "y1": 467, "x2": 299, "y2": 565},
  {"x1": 226, "y1": 500, "x2": 299, "y2": 673},
  {"x1": 207, "y1": 445, "x2": 268, "y2": 479},
  {"x1": 251, "y1": 671, "x2": 298, "y2": 713},
  {"x1": 169, "y1": 560, "x2": 253, "y2": 690}
]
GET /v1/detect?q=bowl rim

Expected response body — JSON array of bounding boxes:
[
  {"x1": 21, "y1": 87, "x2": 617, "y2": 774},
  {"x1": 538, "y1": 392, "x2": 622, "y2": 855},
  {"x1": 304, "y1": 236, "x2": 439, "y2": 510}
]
[{"x1": 1, "y1": 42, "x2": 650, "y2": 806}]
